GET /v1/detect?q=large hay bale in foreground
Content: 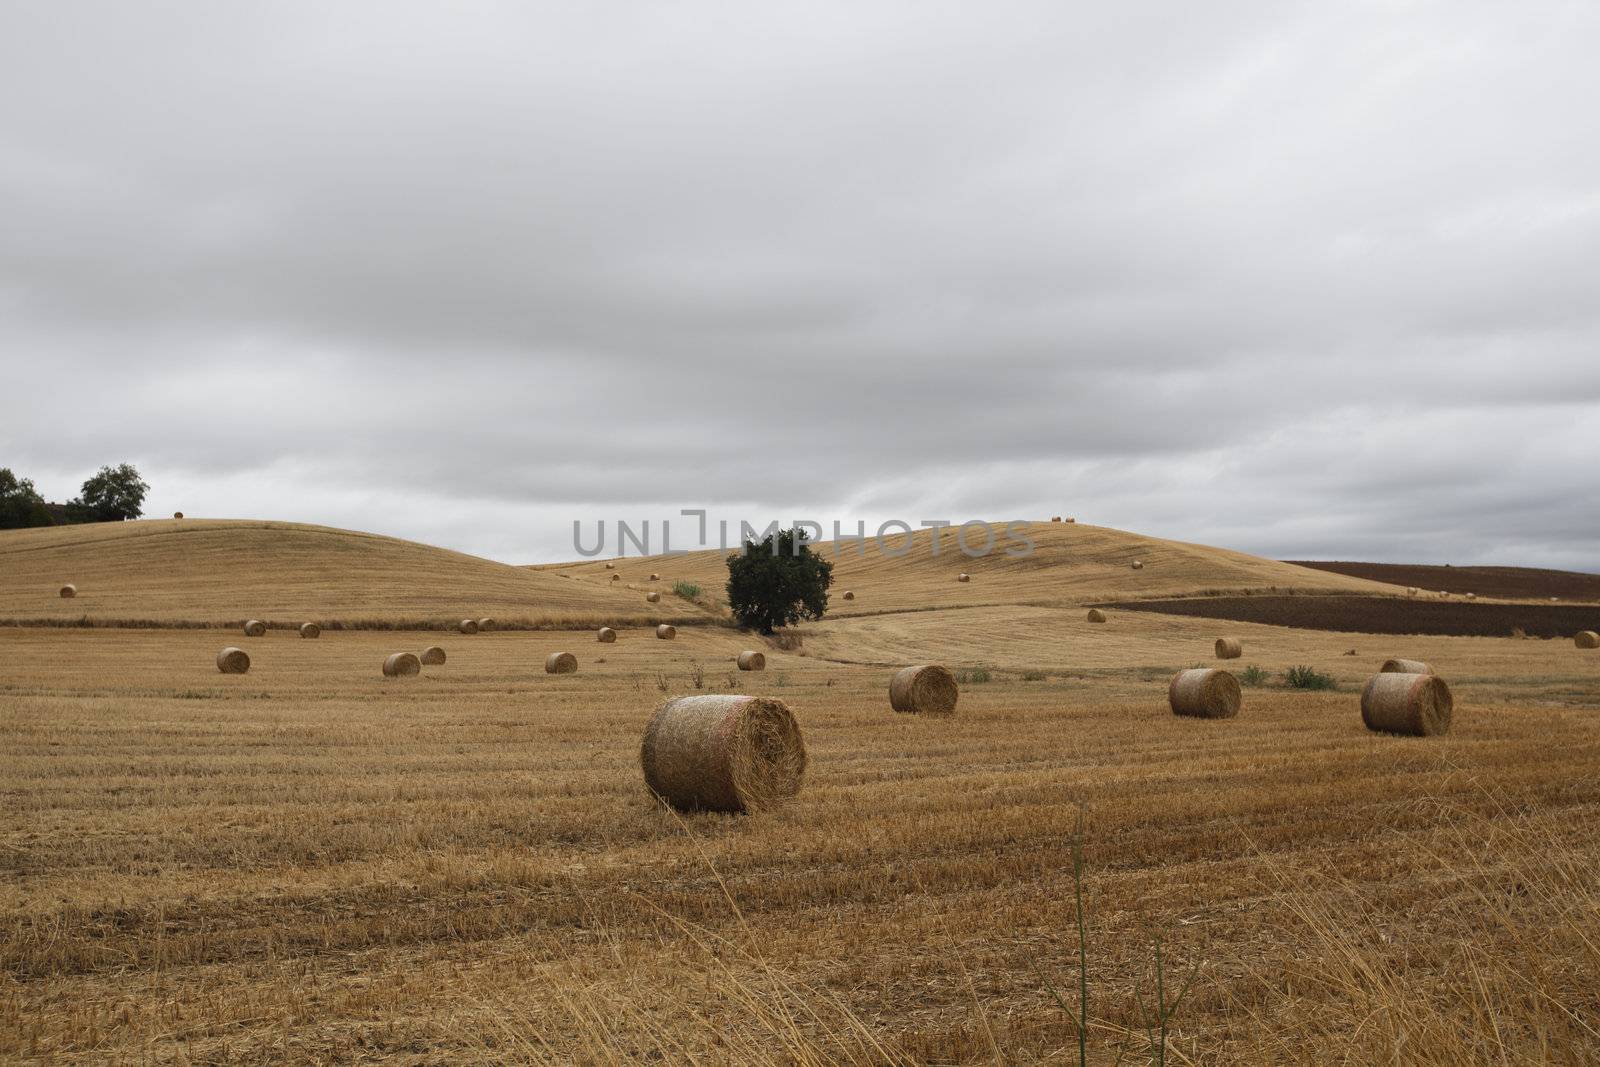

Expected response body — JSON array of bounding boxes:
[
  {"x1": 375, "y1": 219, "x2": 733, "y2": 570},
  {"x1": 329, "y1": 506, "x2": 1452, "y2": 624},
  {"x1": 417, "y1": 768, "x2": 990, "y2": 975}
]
[
  {"x1": 1169, "y1": 668, "x2": 1241, "y2": 719},
  {"x1": 737, "y1": 650, "x2": 766, "y2": 671},
  {"x1": 957, "y1": 573, "x2": 971, "y2": 583},
  {"x1": 1086, "y1": 608, "x2": 1107, "y2": 624},
  {"x1": 383, "y1": 652, "x2": 421, "y2": 677},
  {"x1": 458, "y1": 619, "x2": 480, "y2": 635},
  {"x1": 1576, "y1": 631, "x2": 1599, "y2": 649},
  {"x1": 59, "y1": 583, "x2": 76, "y2": 599},
  {"x1": 419, "y1": 646, "x2": 446, "y2": 665},
  {"x1": 656, "y1": 624, "x2": 676, "y2": 640},
  {"x1": 216, "y1": 647, "x2": 250, "y2": 674},
  {"x1": 1380, "y1": 657, "x2": 1432, "y2": 675},
  {"x1": 641, "y1": 695, "x2": 806, "y2": 813},
  {"x1": 1361, "y1": 672, "x2": 1452, "y2": 736},
  {"x1": 477, "y1": 617, "x2": 496, "y2": 632},
  {"x1": 889, "y1": 664, "x2": 958, "y2": 714},
  {"x1": 646, "y1": 592, "x2": 661, "y2": 603},
  {"x1": 1214, "y1": 637, "x2": 1242, "y2": 659},
  {"x1": 299, "y1": 622, "x2": 321, "y2": 639},
  {"x1": 597, "y1": 626, "x2": 617, "y2": 643},
  {"x1": 842, "y1": 590, "x2": 855, "y2": 600},
  {"x1": 243, "y1": 619, "x2": 266, "y2": 637},
  {"x1": 545, "y1": 651, "x2": 577, "y2": 674}
]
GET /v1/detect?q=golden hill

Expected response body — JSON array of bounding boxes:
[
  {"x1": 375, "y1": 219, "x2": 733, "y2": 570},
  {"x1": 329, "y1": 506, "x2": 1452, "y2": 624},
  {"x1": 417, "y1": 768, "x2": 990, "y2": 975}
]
[
  {"x1": 535, "y1": 520, "x2": 1398, "y2": 615},
  {"x1": 0, "y1": 519, "x2": 704, "y2": 627}
]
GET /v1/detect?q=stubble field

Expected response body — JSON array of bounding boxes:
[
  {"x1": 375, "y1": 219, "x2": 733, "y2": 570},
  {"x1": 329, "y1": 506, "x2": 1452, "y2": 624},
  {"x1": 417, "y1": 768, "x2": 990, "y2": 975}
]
[{"x1": 5, "y1": 611, "x2": 1599, "y2": 1064}]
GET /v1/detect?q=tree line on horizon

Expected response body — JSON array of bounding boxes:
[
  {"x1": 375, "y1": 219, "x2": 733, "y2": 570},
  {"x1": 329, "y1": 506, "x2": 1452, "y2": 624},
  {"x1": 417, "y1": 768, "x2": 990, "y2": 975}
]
[{"x1": 0, "y1": 464, "x2": 149, "y2": 529}]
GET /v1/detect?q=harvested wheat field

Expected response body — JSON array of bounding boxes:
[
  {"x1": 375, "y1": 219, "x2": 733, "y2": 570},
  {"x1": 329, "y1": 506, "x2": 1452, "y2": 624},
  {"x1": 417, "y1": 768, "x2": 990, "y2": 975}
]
[{"x1": 3, "y1": 523, "x2": 1599, "y2": 1064}]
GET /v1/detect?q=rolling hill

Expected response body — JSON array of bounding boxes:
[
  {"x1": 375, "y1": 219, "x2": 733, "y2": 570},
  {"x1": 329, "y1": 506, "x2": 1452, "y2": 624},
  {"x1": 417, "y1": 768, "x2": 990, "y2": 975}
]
[
  {"x1": 534, "y1": 520, "x2": 1400, "y2": 615},
  {"x1": 0, "y1": 519, "x2": 707, "y2": 627}
]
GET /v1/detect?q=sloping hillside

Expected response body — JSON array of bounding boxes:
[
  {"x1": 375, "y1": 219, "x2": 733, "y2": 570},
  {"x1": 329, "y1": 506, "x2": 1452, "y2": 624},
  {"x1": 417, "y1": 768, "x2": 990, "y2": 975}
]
[
  {"x1": 533, "y1": 520, "x2": 1398, "y2": 615},
  {"x1": 0, "y1": 519, "x2": 705, "y2": 627}
]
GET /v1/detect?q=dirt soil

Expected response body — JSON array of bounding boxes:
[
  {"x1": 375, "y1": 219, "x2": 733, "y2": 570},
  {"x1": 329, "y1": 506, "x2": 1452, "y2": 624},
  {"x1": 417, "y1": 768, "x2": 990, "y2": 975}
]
[
  {"x1": 1102, "y1": 595, "x2": 1600, "y2": 638},
  {"x1": 1288, "y1": 560, "x2": 1600, "y2": 601}
]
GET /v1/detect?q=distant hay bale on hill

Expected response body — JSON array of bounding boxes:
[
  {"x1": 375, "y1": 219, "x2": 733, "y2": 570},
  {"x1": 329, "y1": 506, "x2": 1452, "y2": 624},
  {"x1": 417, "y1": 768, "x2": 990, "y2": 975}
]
[
  {"x1": 646, "y1": 592, "x2": 661, "y2": 603},
  {"x1": 173, "y1": 511, "x2": 183, "y2": 519},
  {"x1": 737, "y1": 650, "x2": 766, "y2": 671},
  {"x1": 1051, "y1": 516, "x2": 1062, "y2": 522},
  {"x1": 1381, "y1": 657, "x2": 1432, "y2": 675},
  {"x1": 1406, "y1": 587, "x2": 1419, "y2": 597},
  {"x1": 611, "y1": 574, "x2": 621, "y2": 582},
  {"x1": 1066, "y1": 517, "x2": 1076, "y2": 523},
  {"x1": 957, "y1": 573, "x2": 970, "y2": 583},
  {"x1": 477, "y1": 617, "x2": 496, "y2": 632},
  {"x1": 650, "y1": 573, "x2": 660, "y2": 581},
  {"x1": 605, "y1": 562, "x2": 615, "y2": 569},
  {"x1": 383, "y1": 652, "x2": 421, "y2": 677},
  {"x1": 545, "y1": 651, "x2": 577, "y2": 674},
  {"x1": 1086, "y1": 608, "x2": 1107, "y2": 624},
  {"x1": 597, "y1": 626, "x2": 617, "y2": 643},
  {"x1": 1361, "y1": 672, "x2": 1452, "y2": 736},
  {"x1": 889, "y1": 664, "x2": 958, "y2": 714},
  {"x1": 458, "y1": 619, "x2": 479, "y2": 635},
  {"x1": 641, "y1": 694, "x2": 806, "y2": 813},
  {"x1": 243, "y1": 619, "x2": 266, "y2": 637},
  {"x1": 59, "y1": 583, "x2": 76, "y2": 599},
  {"x1": 1131, "y1": 560, "x2": 1144, "y2": 570},
  {"x1": 1214, "y1": 637, "x2": 1242, "y2": 659},
  {"x1": 842, "y1": 590, "x2": 855, "y2": 600},
  {"x1": 419, "y1": 646, "x2": 446, "y2": 665},
  {"x1": 656, "y1": 624, "x2": 676, "y2": 640},
  {"x1": 1169, "y1": 668, "x2": 1240, "y2": 719},
  {"x1": 299, "y1": 622, "x2": 321, "y2": 639},
  {"x1": 1465, "y1": 592, "x2": 1476, "y2": 600},
  {"x1": 216, "y1": 647, "x2": 250, "y2": 674},
  {"x1": 1576, "y1": 631, "x2": 1600, "y2": 649}
]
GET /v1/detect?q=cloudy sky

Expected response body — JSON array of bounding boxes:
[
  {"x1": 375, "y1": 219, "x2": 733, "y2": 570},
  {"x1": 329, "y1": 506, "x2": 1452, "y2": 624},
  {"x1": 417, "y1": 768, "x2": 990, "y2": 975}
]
[{"x1": 3, "y1": 3, "x2": 1597, "y2": 567}]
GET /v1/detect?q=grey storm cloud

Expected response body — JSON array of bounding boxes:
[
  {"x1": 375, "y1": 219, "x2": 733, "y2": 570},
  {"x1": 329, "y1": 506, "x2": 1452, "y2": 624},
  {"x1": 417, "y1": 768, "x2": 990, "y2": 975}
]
[{"x1": 2, "y1": 2, "x2": 1597, "y2": 567}]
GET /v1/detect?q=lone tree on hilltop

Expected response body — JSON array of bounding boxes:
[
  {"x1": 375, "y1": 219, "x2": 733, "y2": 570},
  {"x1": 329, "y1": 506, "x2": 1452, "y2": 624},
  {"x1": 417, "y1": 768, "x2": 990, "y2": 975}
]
[
  {"x1": 726, "y1": 528, "x2": 833, "y2": 634},
  {"x1": 71, "y1": 463, "x2": 149, "y2": 522},
  {"x1": 0, "y1": 468, "x2": 52, "y2": 529}
]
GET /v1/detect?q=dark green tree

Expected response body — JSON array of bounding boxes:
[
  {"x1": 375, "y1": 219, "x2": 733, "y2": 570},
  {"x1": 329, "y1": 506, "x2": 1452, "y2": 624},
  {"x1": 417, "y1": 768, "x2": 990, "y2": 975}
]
[
  {"x1": 725, "y1": 528, "x2": 833, "y2": 634},
  {"x1": 0, "y1": 468, "x2": 52, "y2": 529},
  {"x1": 72, "y1": 463, "x2": 149, "y2": 522}
]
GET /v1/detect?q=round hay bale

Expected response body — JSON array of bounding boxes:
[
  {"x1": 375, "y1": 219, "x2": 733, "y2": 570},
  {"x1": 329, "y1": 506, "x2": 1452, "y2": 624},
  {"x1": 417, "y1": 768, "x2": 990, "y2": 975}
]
[
  {"x1": 459, "y1": 619, "x2": 479, "y2": 635},
  {"x1": 656, "y1": 624, "x2": 677, "y2": 640},
  {"x1": 1168, "y1": 668, "x2": 1241, "y2": 719},
  {"x1": 1361, "y1": 672, "x2": 1452, "y2": 736},
  {"x1": 1131, "y1": 560, "x2": 1144, "y2": 570},
  {"x1": 597, "y1": 626, "x2": 617, "y2": 643},
  {"x1": 1406, "y1": 587, "x2": 1418, "y2": 597},
  {"x1": 641, "y1": 695, "x2": 806, "y2": 813},
  {"x1": 1066, "y1": 517, "x2": 1076, "y2": 523},
  {"x1": 299, "y1": 622, "x2": 321, "y2": 639},
  {"x1": 842, "y1": 590, "x2": 855, "y2": 600},
  {"x1": 650, "y1": 573, "x2": 660, "y2": 581},
  {"x1": 1465, "y1": 592, "x2": 1476, "y2": 600},
  {"x1": 243, "y1": 619, "x2": 266, "y2": 637},
  {"x1": 216, "y1": 647, "x2": 250, "y2": 674},
  {"x1": 1086, "y1": 608, "x2": 1107, "y2": 624},
  {"x1": 957, "y1": 573, "x2": 971, "y2": 583},
  {"x1": 737, "y1": 650, "x2": 766, "y2": 671},
  {"x1": 889, "y1": 664, "x2": 958, "y2": 714},
  {"x1": 646, "y1": 592, "x2": 661, "y2": 603},
  {"x1": 1576, "y1": 631, "x2": 1599, "y2": 649},
  {"x1": 173, "y1": 511, "x2": 183, "y2": 519},
  {"x1": 1214, "y1": 637, "x2": 1242, "y2": 659},
  {"x1": 1051, "y1": 516, "x2": 1062, "y2": 522},
  {"x1": 383, "y1": 652, "x2": 421, "y2": 677},
  {"x1": 477, "y1": 617, "x2": 496, "y2": 632},
  {"x1": 604, "y1": 562, "x2": 615, "y2": 569},
  {"x1": 419, "y1": 645, "x2": 446, "y2": 665},
  {"x1": 545, "y1": 651, "x2": 577, "y2": 674},
  {"x1": 59, "y1": 583, "x2": 76, "y2": 598},
  {"x1": 611, "y1": 574, "x2": 621, "y2": 582},
  {"x1": 1380, "y1": 657, "x2": 1433, "y2": 675}
]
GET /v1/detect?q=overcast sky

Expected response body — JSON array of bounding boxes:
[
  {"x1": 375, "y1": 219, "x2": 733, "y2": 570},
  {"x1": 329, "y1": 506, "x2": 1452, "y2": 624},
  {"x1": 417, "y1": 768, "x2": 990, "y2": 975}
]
[{"x1": 3, "y1": 3, "x2": 1597, "y2": 568}]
